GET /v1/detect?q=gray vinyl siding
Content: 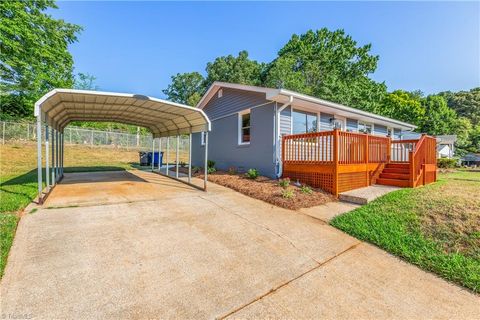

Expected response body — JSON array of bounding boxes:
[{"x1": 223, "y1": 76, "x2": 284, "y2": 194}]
[
  {"x1": 374, "y1": 124, "x2": 388, "y2": 136},
  {"x1": 192, "y1": 103, "x2": 276, "y2": 178},
  {"x1": 394, "y1": 128, "x2": 402, "y2": 139},
  {"x1": 346, "y1": 118, "x2": 358, "y2": 132},
  {"x1": 320, "y1": 113, "x2": 334, "y2": 131},
  {"x1": 202, "y1": 87, "x2": 269, "y2": 120},
  {"x1": 279, "y1": 105, "x2": 292, "y2": 135}
]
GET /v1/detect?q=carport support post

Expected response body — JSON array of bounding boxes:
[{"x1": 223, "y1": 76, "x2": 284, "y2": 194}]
[
  {"x1": 36, "y1": 115, "x2": 43, "y2": 203},
  {"x1": 158, "y1": 138, "x2": 163, "y2": 172},
  {"x1": 45, "y1": 125, "x2": 50, "y2": 189},
  {"x1": 56, "y1": 130, "x2": 59, "y2": 182},
  {"x1": 151, "y1": 137, "x2": 155, "y2": 171},
  {"x1": 188, "y1": 133, "x2": 192, "y2": 183},
  {"x1": 166, "y1": 137, "x2": 169, "y2": 176},
  {"x1": 51, "y1": 127, "x2": 55, "y2": 185},
  {"x1": 61, "y1": 133, "x2": 64, "y2": 177},
  {"x1": 204, "y1": 132, "x2": 208, "y2": 191},
  {"x1": 175, "y1": 135, "x2": 179, "y2": 179}
]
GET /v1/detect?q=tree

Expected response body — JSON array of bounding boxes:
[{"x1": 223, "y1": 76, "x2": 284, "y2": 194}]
[
  {"x1": 0, "y1": 0, "x2": 82, "y2": 118},
  {"x1": 381, "y1": 90, "x2": 425, "y2": 126},
  {"x1": 204, "y1": 50, "x2": 265, "y2": 88},
  {"x1": 439, "y1": 88, "x2": 480, "y2": 125},
  {"x1": 74, "y1": 72, "x2": 99, "y2": 90},
  {"x1": 162, "y1": 72, "x2": 205, "y2": 106},
  {"x1": 420, "y1": 95, "x2": 458, "y2": 135},
  {"x1": 263, "y1": 29, "x2": 387, "y2": 112}
]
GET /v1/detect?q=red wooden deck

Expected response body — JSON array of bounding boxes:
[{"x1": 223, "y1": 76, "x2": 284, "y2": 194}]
[{"x1": 281, "y1": 129, "x2": 437, "y2": 196}]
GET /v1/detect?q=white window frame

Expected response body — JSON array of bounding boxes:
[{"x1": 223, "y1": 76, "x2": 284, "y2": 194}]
[
  {"x1": 238, "y1": 109, "x2": 251, "y2": 145},
  {"x1": 201, "y1": 132, "x2": 206, "y2": 146}
]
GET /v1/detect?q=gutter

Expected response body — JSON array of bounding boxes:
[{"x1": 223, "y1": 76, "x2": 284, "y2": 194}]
[{"x1": 275, "y1": 96, "x2": 294, "y2": 178}]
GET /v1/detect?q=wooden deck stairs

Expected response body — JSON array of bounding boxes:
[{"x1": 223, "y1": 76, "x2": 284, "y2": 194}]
[{"x1": 376, "y1": 163, "x2": 410, "y2": 187}]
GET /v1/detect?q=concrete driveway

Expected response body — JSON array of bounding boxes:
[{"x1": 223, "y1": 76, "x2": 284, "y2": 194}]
[{"x1": 1, "y1": 170, "x2": 478, "y2": 319}]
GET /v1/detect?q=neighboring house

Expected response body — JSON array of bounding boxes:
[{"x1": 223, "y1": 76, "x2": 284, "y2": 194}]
[
  {"x1": 192, "y1": 82, "x2": 417, "y2": 179},
  {"x1": 435, "y1": 135, "x2": 457, "y2": 159},
  {"x1": 461, "y1": 153, "x2": 480, "y2": 167}
]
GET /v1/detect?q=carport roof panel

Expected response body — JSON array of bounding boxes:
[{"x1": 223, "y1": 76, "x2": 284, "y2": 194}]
[{"x1": 34, "y1": 89, "x2": 211, "y2": 137}]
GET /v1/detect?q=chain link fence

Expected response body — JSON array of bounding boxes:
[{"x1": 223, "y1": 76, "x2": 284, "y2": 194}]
[{"x1": 1, "y1": 121, "x2": 190, "y2": 161}]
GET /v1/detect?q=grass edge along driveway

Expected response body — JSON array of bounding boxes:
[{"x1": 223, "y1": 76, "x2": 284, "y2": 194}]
[{"x1": 331, "y1": 172, "x2": 480, "y2": 293}]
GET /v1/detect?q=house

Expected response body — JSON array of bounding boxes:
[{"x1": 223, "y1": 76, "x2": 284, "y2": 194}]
[
  {"x1": 461, "y1": 153, "x2": 480, "y2": 167},
  {"x1": 435, "y1": 135, "x2": 457, "y2": 159},
  {"x1": 191, "y1": 82, "x2": 436, "y2": 195}
]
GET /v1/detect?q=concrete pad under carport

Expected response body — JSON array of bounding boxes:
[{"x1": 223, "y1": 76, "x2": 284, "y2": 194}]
[{"x1": 2, "y1": 170, "x2": 479, "y2": 319}]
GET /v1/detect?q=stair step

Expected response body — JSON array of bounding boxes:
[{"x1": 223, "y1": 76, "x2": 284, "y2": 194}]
[
  {"x1": 376, "y1": 178, "x2": 410, "y2": 187},
  {"x1": 382, "y1": 168, "x2": 410, "y2": 174},
  {"x1": 380, "y1": 173, "x2": 410, "y2": 180},
  {"x1": 386, "y1": 163, "x2": 410, "y2": 169}
]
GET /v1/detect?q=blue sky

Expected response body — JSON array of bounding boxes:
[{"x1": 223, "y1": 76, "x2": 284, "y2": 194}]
[{"x1": 52, "y1": 1, "x2": 479, "y2": 98}]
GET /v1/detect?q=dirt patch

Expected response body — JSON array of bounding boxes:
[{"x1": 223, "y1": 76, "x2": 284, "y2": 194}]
[{"x1": 195, "y1": 171, "x2": 335, "y2": 210}]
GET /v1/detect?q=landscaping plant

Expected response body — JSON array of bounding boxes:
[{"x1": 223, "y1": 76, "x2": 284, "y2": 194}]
[
  {"x1": 437, "y1": 158, "x2": 458, "y2": 168},
  {"x1": 228, "y1": 166, "x2": 237, "y2": 175},
  {"x1": 279, "y1": 178, "x2": 290, "y2": 188},
  {"x1": 245, "y1": 168, "x2": 259, "y2": 179},
  {"x1": 207, "y1": 160, "x2": 216, "y2": 169},
  {"x1": 300, "y1": 184, "x2": 313, "y2": 195},
  {"x1": 281, "y1": 188, "x2": 295, "y2": 199}
]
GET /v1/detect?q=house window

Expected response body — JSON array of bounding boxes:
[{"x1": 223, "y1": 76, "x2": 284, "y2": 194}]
[
  {"x1": 292, "y1": 109, "x2": 317, "y2": 134},
  {"x1": 238, "y1": 110, "x2": 251, "y2": 144},
  {"x1": 201, "y1": 132, "x2": 206, "y2": 146},
  {"x1": 358, "y1": 121, "x2": 373, "y2": 134}
]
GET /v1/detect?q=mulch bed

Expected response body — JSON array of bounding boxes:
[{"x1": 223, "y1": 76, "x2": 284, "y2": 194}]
[{"x1": 190, "y1": 170, "x2": 335, "y2": 210}]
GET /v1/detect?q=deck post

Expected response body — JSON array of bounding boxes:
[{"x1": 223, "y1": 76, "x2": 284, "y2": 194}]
[
  {"x1": 333, "y1": 128, "x2": 339, "y2": 196},
  {"x1": 365, "y1": 133, "x2": 369, "y2": 186},
  {"x1": 36, "y1": 115, "x2": 43, "y2": 204}
]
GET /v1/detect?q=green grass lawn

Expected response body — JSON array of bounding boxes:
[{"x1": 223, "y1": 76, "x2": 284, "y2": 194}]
[{"x1": 331, "y1": 170, "x2": 480, "y2": 293}]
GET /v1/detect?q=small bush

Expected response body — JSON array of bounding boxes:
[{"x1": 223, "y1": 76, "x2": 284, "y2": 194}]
[
  {"x1": 192, "y1": 166, "x2": 201, "y2": 174},
  {"x1": 245, "y1": 168, "x2": 260, "y2": 179},
  {"x1": 437, "y1": 158, "x2": 457, "y2": 168},
  {"x1": 228, "y1": 166, "x2": 237, "y2": 175},
  {"x1": 279, "y1": 178, "x2": 290, "y2": 188},
  {"x1": 300, "y1": 184, "x2": 313, "y2": 195},
  {"x1": 207, "y1": 160, "x2": 216, "y2": 169},
  {"x1": 281, "y1": 188, "x2": 295, "y2": 199},
  {"x1": 179, "y1": 161, "x2": 187, "y2": 168},
  {"x1": 207, "y1": 166, "x2": 216, "y2": 174}
]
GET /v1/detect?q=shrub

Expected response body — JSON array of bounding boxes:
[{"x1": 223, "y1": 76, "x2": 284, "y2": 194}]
[
  {"x1": 279, "y1": 178, "x2": 290, "y2": 188},
  {"x1": 281, "y1": 188, "x2": 295, "y2": 199},
  {"x1": 192, "y1": 166, "x2": 201, "y2": 174},
  {"x1": 300, "y1": 184, "x2": 313, "y2": 195},
  {"x1": 207, "y1": 160, "x2": 216, "y2": 169},
  {"x1": 245, "y1": 168, "x2": 259, "y2": 179},
  {"x1": 228, "y1": 166, "x2": 237, "y2": 175},
  {"x1": 207, "y1": 166, "x2": 216, "y2": 174},
  {"x1": 437, "y1": 158, "x2": 457, "y2": 168},
  {"x1": 179, "y1": 161, "x2": 187, "y2": 168}
]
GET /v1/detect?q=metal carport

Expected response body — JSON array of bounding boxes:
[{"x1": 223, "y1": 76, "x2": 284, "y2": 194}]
[{"x1": 34, "y1": 89, "x2": 211, "y2": 203}]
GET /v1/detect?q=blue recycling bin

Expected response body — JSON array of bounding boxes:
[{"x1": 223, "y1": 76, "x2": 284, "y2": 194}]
[{"x1": 148, "y1": 151, "x2": 163, "y2": 166}]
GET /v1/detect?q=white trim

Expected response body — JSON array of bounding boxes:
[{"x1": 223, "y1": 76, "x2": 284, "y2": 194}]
[
  {"x1": 195, "y1": 82, "x2": 416, "y2": 130},
  {"x1": 201, "y1": 132, "x2": 206, "y2": 146},
  {"x1": 238, "y1": 109, "x2": 251, "y2": 145}
]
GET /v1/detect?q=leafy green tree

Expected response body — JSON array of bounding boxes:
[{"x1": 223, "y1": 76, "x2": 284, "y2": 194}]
[
  {"x1": 381, "y1": 90, "x2": 425, "y2": 126},
  {"x1": 204, "y1": 50, "x2": 265, "y2": 88},
  {"x1": 162, "y1": 72, "x2": 205, "y2": 106},
  {"x1": 420, "y1": 95, "x2": 458, "y2": 135},
  {"x1": 0, "y1": 0, "x2": 82, "y2": 118},
  {"x1": 74, "y1": 72, "x2": 99, "y2": 90},
  {"x1": 451, "y1": 117, "x2": 473, "y2": 154},
  {"x1": 263, "y1": 29, "x2": 387, "y2": 112},
  {"x1": 439, "y1": 88, "x2": 480, "y2": 125}
]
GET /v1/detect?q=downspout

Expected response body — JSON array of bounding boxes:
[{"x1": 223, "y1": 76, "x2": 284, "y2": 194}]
[{"x1": 275, "y1": 95, "x2": 294, "y2": 178}]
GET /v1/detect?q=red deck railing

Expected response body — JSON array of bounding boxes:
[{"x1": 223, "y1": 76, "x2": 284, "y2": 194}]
[{"x1": 282, "y1": 129, "x2": 437, "y2": 195}]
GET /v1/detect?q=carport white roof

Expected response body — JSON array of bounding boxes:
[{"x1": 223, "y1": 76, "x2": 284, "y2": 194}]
[{"x1": 34, "y1": 89, "x2": 211, "y2": 138}]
